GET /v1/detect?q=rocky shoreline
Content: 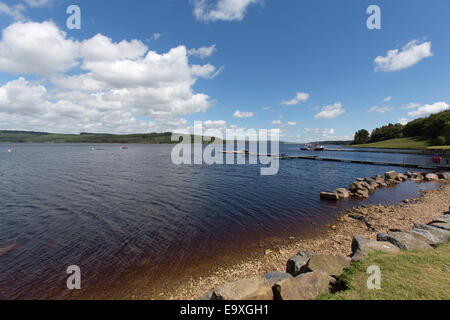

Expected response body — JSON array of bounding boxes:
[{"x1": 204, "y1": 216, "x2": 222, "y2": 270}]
[
  {"x1": 194, "y1": 170, "x2": 450, "y2": 300},
  {"x1": 163, "y1": 171, "x2": 450, "y2": 300}
]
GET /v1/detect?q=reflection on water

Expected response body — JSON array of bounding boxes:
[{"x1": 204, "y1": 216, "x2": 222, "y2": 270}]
[{"x1": 0, "y1": 143, "x2": 440, "y2": 299}]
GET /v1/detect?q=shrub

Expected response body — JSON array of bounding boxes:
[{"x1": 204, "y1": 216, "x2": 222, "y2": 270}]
[{"x1": 435, "y1": 136, "x2": 446, "y2": 146}]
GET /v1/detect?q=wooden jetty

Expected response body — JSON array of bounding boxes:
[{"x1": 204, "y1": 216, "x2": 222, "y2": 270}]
[
  {"x1": 218, "y1": 150, "x2": 450, "y2": 170},
  {"x1": 280, "y1": 155, "x2": 450, "y2": 171}
]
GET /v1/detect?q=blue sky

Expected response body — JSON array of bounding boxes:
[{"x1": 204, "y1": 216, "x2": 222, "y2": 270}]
[{"x1": 0, "y1": 0, "x2": 449, "y2": 142}]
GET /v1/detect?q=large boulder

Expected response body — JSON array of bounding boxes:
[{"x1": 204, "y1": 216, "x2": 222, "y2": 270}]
[
  {"x1": 334, "y1": 188, "x2": 350, "y2": 199},
  {"x1": 349, "y1": 181, "x2": 373, "y2": 192},
  {"x1": 263, "y1": 271, "x2": 293, "y2": 287},
  {"x1": 425, "y1": 173, "x2": 439, "y2": 181},
  {"x1": 286, "y1": 251, "x2": 315, "y2": 276},
  {"x1": 364, "y1": 178, "x2": 379, "y2": 189},
  {"x1": 359, "y1": 181, "x2": 375, "y2": 191},
  {"x1": 302, "y1": 255, "x2": 350, "y2": 279},
  {"x1": 372, "y1": 175, "x2": 385, "y2": 184},
  {"x1": 438, "y1": 172, "x2": 450, "y2": 180},
  {"x1": 349, "y1": 182, "x2": 363, "y2": 192},
  {"x1": 396, "y1": 173, "x2": 408, "y2": 182},
  {"x1": 351, "y1": 240, "x2": 401, "y2": 261},
  {"x1": 212, "y1": 278, "x2": 273, "y2": 300},
  {"x1": 385, "y1": 171, "x2": 398, "y2": 180},
  {"x1": 410, "y1": 172, "x2": 424, "y2": 181},
  {"x1": 320, "y1": 192, "x2": 339, "y2": 200},
  {"x1": 273, "y1": 271, "x2": 334, "y2": 300},
  {"x1": 385, "y1": 179, "x2": 400, "y2": 186},
  {"x1": 377, "y1": 232, "x2": 432, "y2": 251},
  {"x1": 429, "y1": 217, "x2": 450, "y2": 231},
  {"x1": 355, "y1": 189, "x2": 369, "y2": 198},
  {"x1": 411, "y1": 223, "x2": 450, "y2": 244},
  {"x1": 351, "y1": 235, "x2": 371, "y2": 253}
]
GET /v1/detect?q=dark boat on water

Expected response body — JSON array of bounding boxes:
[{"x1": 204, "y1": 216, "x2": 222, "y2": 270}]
[{"x1": 301, "y1": 144, "x2": 325, "y2": 151}]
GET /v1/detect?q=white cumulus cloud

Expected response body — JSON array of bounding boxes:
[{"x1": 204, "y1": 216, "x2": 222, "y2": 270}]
[
  {"x1": 192, "y1": 0, "x2": 261, "y2": 22},
  {"x1": 368, "y1": 106, "x2": 391, "y2": 114},
  {"x1": 188, "y1": 44, "x2": 217, "y2": 59},
  {"x1": 0, "y1": 20, "x2": 220, "y2": 133},
  {"x1": 374, "y1": 40, "x2": 433, "y2": 72},
  {"x1": 281, "y1": 92, "x2": 309, "y2": 106},
  {"x1": 314, "y1": 102, "x2": 345, "y2": 120},
  {"x1": 398, "y1": 118, "x2": 408, "y2": 125},
  {"x1": 233, "y1": 110, "x2": 254, "y2": 118},
  {"x1": 407, "y1": 102, "x2": 448, "y2": 117},
  {"x1": 0, "y1": 21, "x2": 79, "y2": 75},
  {"x1": 24, "y1": 0, "x2": 52, "y2": 8},
  {"x1": 0, "y1": 2, "x2": 26, "y2": 20}
]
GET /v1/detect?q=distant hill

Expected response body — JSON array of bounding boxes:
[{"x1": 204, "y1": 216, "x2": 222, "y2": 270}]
[{"x1": 0, "y1": 131, "x2": 193, "y2": 144}]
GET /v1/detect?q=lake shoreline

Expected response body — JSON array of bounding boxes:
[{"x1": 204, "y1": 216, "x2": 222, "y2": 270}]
[{"x1": 163, "y1": 181, "x2": 450, "y2": 300}]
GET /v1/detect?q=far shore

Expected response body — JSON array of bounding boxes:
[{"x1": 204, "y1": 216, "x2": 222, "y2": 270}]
[{"x1": 161, "y1": 181, "x2": 449, "y2": 300}]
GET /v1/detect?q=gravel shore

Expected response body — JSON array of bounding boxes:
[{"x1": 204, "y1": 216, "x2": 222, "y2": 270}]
[{"x1": 166, "y1": 182, "x2": 450, "y2": 300}]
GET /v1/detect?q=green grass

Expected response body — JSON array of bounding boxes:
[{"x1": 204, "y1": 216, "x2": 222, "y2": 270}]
[
  {"x1": 318, "y1": 243, "x2": 450, "y2": 300},
  {"x1": 352, "y1": 137, "x2": 449, "y2": 150}
]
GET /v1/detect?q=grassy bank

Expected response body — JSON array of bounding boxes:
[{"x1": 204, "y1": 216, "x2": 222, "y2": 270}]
[
  {"x1": 352, "y1": 137, "x2": 450, "y2": 150},
  {"x1": 319, "y1": 243, "x2": 450, "y2": 300}
]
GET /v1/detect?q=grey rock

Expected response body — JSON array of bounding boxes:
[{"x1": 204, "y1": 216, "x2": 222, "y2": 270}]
[
  {"x1": 349, "y1": 182, "x2": 363, "y2": 192},
  {"x1": 286, "y1": 251, "x2": 315, "y2": 276},
  {"x1": 351, "y1": 235, "x2": 371, "y2": 254},
  {"x1": 320, "y1": 192, "x2": 339, "y2": 201},
  {"x1": 355, "y1": 189, "x2": 369, "y2": 198},
  {"x1": 377, "y1": 232, "x2": 432, "y2": 251},
  {"x1": 302, "y1": 254, "x2": 351, "y2": 279},
  {"x1": 411, "y1": 223, "x2": 450, "y2": 244},
  {"x1": 263, "y1": 271, "x2": 293, "y2": 287},
  {"x1": 429, "y1": 217, "x2": 450, "y2": 231},
  {"x1": 425, "y1": 173, "x2": 439, "y2": 181},
  {"x1": 437, "y1": 172, "x2": 450, "y2": 180},
  {"x1": 361, "y1": 181, "x2": 375, "y2": 191},
  {"x1": 273, "y1": 272, "x2": 334, "y2": 300},
  {"x1": 385, "y1": 171, "x2": 398, "y2": 180},
  {"x1": 334, "y1": 188, "x2": 350, "y2": 199},
  {"x1": 351, "y1": 241, "x2": 401, "y2": 261},
  {"x1": 372, "y1": 175, "x2": 385, "y2": 183},
  {"x1": 410, "y1": 173, "x2": 424, "y2": 181}
]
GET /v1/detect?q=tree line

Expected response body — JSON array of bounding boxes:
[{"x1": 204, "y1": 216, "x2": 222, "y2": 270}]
[{"x1": 353, "y1": 110, "x2": 450, "y2": 145}]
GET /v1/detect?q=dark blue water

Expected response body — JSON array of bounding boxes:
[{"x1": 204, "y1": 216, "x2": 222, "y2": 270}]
[{"x1": 0, "y1": 143, "x2": 439, "y2": 299}]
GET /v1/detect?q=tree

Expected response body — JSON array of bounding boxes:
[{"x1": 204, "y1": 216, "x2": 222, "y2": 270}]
[
  {"x1": 404, "y1": 110, "x2": 450, "y2": 139},
  {"x1": 354, "y1": 129, "x2": 370, "y2": 145},
  {"x1": 370, "y1": 123, "x2": 404, "y2": 142}
]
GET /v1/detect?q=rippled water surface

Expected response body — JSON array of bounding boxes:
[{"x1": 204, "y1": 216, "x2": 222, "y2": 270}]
[{"x1": 0, "y1": 143, "x2": 440, "y2": 299}]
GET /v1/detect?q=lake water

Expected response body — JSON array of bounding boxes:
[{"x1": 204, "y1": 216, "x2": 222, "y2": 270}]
[{"x1": 0, "y1": 143, "x2": 440, "y2": 299}]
